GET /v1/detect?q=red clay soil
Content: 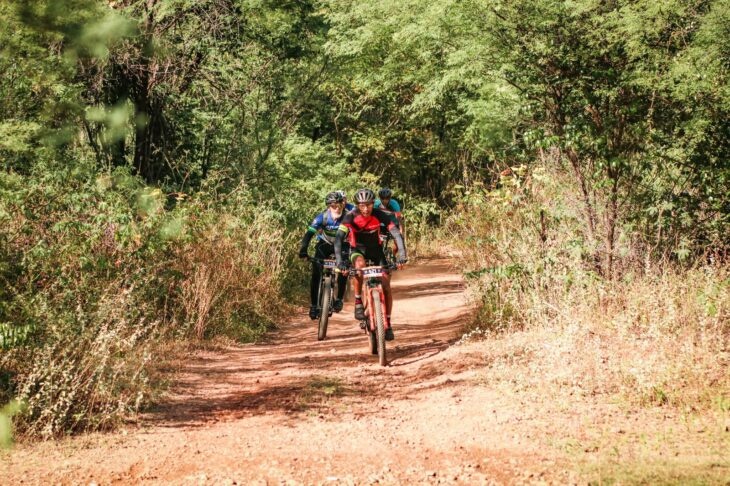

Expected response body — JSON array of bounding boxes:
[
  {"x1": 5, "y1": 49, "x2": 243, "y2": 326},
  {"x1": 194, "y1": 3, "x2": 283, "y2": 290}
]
[{"x1": 1, "y1": 259, "x2": 571, "y2": 485}]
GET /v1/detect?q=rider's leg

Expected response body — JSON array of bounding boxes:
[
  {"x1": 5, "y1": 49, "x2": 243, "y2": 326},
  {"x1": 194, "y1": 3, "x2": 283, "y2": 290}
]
[
  {"x1": 336, "y1": 272, "x2": 347, "y2": 300},
  {"x1": 382, "y1": 274, "x2": 393, "y2": 316},
  {"x1": 352, "y1": 253, "x2": 365, "y2": 294},
  {"x1": 309, "y1": 259, "x2": 322, "y2": 320},
  {"x1": 352, "y1": 253, "x2": 366, "y2": 320},
  {"x1": 381, "y1": 274, "x2": 395, "y2": 340},
  {"x1": 315, "y1": 243, "x2": 344, "y2": 312}
]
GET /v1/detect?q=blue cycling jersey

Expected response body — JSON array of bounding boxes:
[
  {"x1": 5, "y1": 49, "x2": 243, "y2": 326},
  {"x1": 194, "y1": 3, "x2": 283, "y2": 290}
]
[
  {"x1": 374, "y1": 198, "x2": 401, "y2": 212},
  {"x1": 308, "y1": 208, "x2": 346, "y2": 245},
  {"x1": 344, "y1": 202, "x2": 355, "y2": 212}
]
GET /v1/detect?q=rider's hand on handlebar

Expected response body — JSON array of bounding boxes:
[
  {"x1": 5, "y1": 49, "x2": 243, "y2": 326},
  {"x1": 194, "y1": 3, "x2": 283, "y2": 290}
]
[
  {"x1": 336, "y1": 261, "x2": 349, "y2": 274},
  {"x1": 396, "y1": 256, "x2": 408, "y2": 270}
]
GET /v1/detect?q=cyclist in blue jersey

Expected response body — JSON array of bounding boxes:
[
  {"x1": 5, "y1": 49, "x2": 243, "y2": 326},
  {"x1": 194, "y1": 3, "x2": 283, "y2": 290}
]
[{"x1": 299, "y1": 192, "x2": 349, "y2": 320}]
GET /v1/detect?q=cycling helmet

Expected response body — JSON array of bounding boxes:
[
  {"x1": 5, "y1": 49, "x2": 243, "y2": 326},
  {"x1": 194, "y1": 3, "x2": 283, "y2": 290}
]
[
  {"x1": 354, "y1": 188, "x2": 375, "y2": 204},
  {"x1": 325, "y1": 191, "x2": 344, "y2": 205},
  {"x1": 336, "y1": 190, "x2": 346, "y2": 199},
  {"x1": 378, "y1": 187, "x2": 392, "y2": 199}
]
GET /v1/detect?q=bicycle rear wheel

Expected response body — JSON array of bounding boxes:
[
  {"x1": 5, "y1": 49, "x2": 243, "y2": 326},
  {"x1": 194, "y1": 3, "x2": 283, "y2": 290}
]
[
  {"x1": 318, "y1": 276, "x2": 332, "y2": 341},
  {"x1": 372, "y1": 289, "x2": 386, "y2": 366}
]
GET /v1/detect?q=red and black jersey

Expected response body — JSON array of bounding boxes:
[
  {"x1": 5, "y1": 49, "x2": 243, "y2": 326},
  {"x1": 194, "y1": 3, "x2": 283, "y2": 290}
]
[{"x1": 338, "y1": 208, "x2": 396, "y2": 248}]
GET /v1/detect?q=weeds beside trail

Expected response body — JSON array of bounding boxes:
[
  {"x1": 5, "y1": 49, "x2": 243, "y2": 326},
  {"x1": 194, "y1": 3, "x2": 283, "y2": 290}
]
[
  {"x1": 0, "y1": 170, "x2": 295, "y2": 439},
  {"x1": 448, "y1": 165, "x2": 729, "y2": 481}
]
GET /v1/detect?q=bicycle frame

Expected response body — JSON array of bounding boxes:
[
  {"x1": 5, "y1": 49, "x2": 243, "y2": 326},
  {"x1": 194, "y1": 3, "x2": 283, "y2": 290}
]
[
  {"x1": 309, "y1": 256, "x2": 339, "y2": 340},
  {"x1": 348, "y1": 263, "x2": 395, "y2": 365},
  {"x1": 357, "y1": 266, "x2": 390, "y2": 332}
]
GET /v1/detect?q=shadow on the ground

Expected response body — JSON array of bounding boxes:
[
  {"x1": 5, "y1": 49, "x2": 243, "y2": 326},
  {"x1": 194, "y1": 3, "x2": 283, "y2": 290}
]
[{"x1": 145, "y1": 261, "x2": 472, "y2": 428}]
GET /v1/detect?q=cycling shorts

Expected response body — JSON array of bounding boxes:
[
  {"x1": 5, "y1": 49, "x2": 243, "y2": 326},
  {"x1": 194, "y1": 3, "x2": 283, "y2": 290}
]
[{"x1": 350, "y1": 240, "x2": 386, "y2": 266}]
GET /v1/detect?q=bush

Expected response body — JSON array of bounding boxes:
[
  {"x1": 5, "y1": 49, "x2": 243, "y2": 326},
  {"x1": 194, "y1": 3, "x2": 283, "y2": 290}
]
[
  {"x1": 0, "y1": 164, "x2": 296, "y2": 437},
  {"x1": 450, "y1": 165, "x2": 730, "y2": 409}
]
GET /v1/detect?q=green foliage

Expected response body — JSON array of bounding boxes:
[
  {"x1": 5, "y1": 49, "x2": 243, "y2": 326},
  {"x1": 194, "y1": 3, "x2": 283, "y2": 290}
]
[
  {"x1": 0, "y1": 400, "x2": 26, "y2": 449},
  {"x1": 1, "y1": 0, "x2": 728, "y2": 439}
]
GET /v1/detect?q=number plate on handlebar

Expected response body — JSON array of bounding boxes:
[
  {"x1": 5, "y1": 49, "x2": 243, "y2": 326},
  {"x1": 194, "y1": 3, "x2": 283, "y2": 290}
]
[
  {"x1": 323, "y1": 259, "x2": 337, "y2": 269},
  {"x1": 362, "y1": 266, "x2": 385, "y2": 278}
]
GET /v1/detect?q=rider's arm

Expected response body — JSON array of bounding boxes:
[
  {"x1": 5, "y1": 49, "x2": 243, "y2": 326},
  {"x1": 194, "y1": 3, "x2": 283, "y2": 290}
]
[
  {"x1": 334, "y1": 212, "x2": 354, "y2": 267},
  {"x1": 299, "y1": 214, "x2": 323, "y2": 256},
  {"x1": 299, "y1": 227, "x2": 316, "y2": 256},
  {"x1": 387, "y1": 225, "x2": 407, "y2": 261},
  {"x1": 334, "y1": 227, "x2": 348, "y2": 266},
  {"x1": 374, "y1": 208, "x2": 406, "y2": 260}
]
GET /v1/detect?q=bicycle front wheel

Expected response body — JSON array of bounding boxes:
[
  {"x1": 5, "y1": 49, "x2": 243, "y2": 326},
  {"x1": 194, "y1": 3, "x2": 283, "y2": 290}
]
[
  {"x1": 372, "y1": 289, "x2": 386, "y2": 366},
  {"x1": 318, "y1": 275, "x2": 332, "y2": 341}
]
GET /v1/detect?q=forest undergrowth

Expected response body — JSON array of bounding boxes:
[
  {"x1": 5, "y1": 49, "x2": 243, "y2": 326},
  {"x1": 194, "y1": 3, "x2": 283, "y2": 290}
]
[{"x1": 448, "y1": 165, "x2": 729, "y2": 481}]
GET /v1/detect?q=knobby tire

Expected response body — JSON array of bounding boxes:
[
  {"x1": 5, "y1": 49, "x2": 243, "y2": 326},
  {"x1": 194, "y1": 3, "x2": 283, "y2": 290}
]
[
  {"x1": 372, "y1": 289, "x2": 386, "y2": 366},
  {"x1": 318, "y1": 276, "x2": 332, "y2": 341},
  {"x1": 368, "y1": 321, "x2": 377, "y2": 354}
]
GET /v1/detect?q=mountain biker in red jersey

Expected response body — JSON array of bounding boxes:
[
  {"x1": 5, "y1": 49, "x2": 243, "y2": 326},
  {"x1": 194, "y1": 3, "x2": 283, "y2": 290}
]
[{"x1": 334, "y1": 188, "x2": 407, "y2": 340}]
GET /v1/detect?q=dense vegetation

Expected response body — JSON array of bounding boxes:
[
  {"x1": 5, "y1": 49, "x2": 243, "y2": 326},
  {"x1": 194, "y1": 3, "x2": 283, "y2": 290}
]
[{"x1": 1, "y1": 0, "x2": 727, "y2": 440}]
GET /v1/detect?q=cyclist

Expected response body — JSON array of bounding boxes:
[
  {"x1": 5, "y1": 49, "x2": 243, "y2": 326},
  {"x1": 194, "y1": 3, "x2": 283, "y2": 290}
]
[
  {"x1": 299, "y1": 192, "x2": 349, "y2": 320},
  {"x1": 337, "y1": 190, "x2": 355, "y2": 212},
  {"x1": 374, "y1": 187, "x2": 403, "y2": 227},
  {"x1": 374, "y1": 187, "x2": 404, "y2": 259},
  {"x1": 334, "y1": 188, "x2": 407, "y2": 340}
]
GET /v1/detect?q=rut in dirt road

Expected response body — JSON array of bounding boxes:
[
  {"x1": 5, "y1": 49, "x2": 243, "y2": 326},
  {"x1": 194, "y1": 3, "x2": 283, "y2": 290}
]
[{"x1": 152, "y1": 258, "x2": 470, "y2": 426}]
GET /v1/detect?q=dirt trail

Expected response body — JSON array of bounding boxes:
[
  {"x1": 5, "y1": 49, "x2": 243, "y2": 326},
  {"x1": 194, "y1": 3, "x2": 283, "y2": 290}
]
[{"x1": 1, "y1": 259, "x2": 565, "y2": 485}]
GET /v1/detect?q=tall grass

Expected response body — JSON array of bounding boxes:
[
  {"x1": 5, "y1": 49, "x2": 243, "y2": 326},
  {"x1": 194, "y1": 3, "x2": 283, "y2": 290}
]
[
  {"x1": 0, "y1": 168, "x2": 295, "y2": 438},
  {"x1": 449, "y1": 166, "x2": 729, "y2": 409}
]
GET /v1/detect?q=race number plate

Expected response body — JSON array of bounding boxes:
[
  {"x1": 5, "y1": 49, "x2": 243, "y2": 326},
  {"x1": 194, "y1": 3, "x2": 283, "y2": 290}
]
[
  {"x1": 323, "y1": 259, "x2": 337, "y2": 269},
  {"x1": 362, "y1": 266, "x2": 384, "y2": 278}
]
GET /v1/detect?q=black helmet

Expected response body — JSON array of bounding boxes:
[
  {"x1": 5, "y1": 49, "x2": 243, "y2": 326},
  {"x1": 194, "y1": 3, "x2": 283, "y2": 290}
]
[
  {"x1": 354, "y1": 188, "x2": 375, "y2": 204},
  {"x1": 325, "y1": 191, "x2": 344, "y2": 205},
  {"x1": 336, "y1": 190, "x2": 346, "y2": 199},
  {"x1": 378, "y1": 187, "x2": 392, "y2": 199}
]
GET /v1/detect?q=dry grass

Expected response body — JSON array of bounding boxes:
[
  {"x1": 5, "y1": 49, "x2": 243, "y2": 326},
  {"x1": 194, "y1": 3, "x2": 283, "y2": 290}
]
[
  {"x1": 449, "y1": 165, "x2": 729, "y2": 482},
  {"x1": 461, "y1": 316, "x2": 729, "y2": 484},
  {"x1": 176, "y1": 210, "x2": 290, "y2": 340},
  {"x1": 452, "y1": 166, "x2": 729, "y2": 411}
]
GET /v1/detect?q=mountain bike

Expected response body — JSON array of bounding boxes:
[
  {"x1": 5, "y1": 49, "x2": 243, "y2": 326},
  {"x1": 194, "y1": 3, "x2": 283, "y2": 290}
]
[
  {"x1": 349, "y1": 263, "x2": 396, "y2": 366},
  {"x1": 309, "y1": 257, "x2": 339, "y2": 341}
]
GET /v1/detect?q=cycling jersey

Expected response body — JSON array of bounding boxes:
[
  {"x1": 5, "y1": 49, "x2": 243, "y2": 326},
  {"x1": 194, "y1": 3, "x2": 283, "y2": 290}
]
[
  {"x1": 344, "y1": 202, "x2": 355, "y2": 212},
  {"x1": 338, "y1": 207, "x2": 396, "y2": 248},
  {"x1": 306, "y1": 208, "x2": 345, "y2": 245},
  {"x1": 374, "y1": 198, "x2": 401, "y2": 212},
  {"x1": 334, "y1": 207, "x2": 407, "y2": 266}
]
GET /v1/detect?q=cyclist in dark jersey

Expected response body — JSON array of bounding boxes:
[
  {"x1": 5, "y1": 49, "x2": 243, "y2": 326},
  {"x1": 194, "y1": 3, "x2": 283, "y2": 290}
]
[
  {"x1": 375, "y1": 187, "x2": 402, "y2": 220},
  {"x1": 299, "y1": 192, "x2": 349, "y2": 320},
  {"x1": 375, "y1": 187, "x2": 404, "y2": 259},
  {"x1": 334, "y1": 188, "x2": 407, "y2": 340}
]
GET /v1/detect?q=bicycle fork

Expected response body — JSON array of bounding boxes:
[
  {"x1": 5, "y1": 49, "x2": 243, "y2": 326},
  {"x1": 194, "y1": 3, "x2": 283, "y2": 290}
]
[{"x1": 363, "y1": 280, "x2": 389, "y2": 332}]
